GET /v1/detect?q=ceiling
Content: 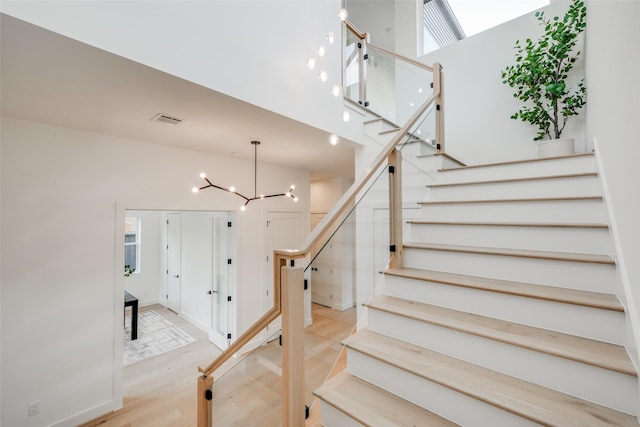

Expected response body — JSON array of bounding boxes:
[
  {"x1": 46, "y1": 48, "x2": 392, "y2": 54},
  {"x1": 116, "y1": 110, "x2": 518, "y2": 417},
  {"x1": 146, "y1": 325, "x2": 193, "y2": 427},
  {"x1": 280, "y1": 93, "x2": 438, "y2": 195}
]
[{"x1": 0, "y1": 14, "x2": 356, "y2": 181}]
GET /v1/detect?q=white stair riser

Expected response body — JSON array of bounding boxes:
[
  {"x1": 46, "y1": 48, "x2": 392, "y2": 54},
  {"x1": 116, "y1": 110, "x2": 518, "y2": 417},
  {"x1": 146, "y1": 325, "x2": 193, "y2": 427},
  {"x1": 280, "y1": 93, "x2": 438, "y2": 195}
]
[
  {"x1": 407, "y1": 223, "x2": 611, "y2": 255},
  {"x1": 403, "y1": 247, "x2": 616, "y2": 293},
  {"x1": 427, "y1": 175, "x2": 600, "y2": 201},
  {"x1": 384, "y1": 275, "x2": 626, "y2": 345},
  {"x1": 367, "y1": 310, "x2": 638, "y2": 414},
  {"x1": 318, "y1": 401, "x2": 364, "y2": 427},
  {"x1": 436, "y1": 156, "x2": 596, "y2": 184},
  {"x1": 417, "y1": 199, "x2": 605, "y2": 223},
  {"x1": 346, "y1": 349, "x2": 540, "y2": 426}
]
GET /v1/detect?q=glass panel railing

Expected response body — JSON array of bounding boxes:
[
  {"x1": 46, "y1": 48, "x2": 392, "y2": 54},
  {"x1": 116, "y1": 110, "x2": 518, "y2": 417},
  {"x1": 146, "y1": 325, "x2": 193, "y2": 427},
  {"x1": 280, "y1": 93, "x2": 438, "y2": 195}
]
[
  {"x1": 210, "y1": 329, "x2": 282, "y2": 426},
  {"x1": 365, "y1": 44, "x2": 434, "y2": 126},
  {"x1": 344, "y1": 26, "x2": 362, "y2": 105},
  {"x1": 396, "y1": 104, "x2": 440, "y2": 242},
  {"x1": 304, "y1": 161, "x2": 391, "y2": 418}
]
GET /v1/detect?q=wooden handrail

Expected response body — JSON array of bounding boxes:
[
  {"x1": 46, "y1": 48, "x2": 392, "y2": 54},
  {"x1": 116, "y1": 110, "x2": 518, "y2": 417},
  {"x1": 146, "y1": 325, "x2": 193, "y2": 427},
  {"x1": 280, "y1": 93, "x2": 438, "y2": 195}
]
[
  {"x1": 198, "y1": 84, "x2": 439, "y2": 376},
  {"x1": 197, "y1": 61, "x2": 443, "y2": 427},
  {"x1": 274, "y1": 86, "x2": 440, "y2": 262},
  {"x1": 199, "y1": 256, "x2": 285, "y2": 376},
  {"x1": 345, "y1": 20, "x2": 367, "y2": 40},
  {"x1": 367, "y1": 43, "x2": 435, "y2": 73}
]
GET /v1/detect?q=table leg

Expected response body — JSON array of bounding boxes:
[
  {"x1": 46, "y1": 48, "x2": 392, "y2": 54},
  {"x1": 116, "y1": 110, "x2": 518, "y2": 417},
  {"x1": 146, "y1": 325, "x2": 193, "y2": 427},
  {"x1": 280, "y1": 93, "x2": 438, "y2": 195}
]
[{"x1": 131, "y1": 301, "x2": 138, "y2": 340}]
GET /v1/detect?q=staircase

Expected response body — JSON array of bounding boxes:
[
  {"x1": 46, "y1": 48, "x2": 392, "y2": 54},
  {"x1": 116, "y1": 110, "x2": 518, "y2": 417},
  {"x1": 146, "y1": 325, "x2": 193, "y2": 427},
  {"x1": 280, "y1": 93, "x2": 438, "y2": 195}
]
[{"x1": 314, "y1": 153, "x2": 640, "y2": 426}]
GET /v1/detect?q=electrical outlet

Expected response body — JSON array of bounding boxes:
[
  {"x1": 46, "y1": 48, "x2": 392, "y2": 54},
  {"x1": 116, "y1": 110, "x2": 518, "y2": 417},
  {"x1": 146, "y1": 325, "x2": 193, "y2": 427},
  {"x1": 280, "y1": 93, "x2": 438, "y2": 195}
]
[{"x1": 28, "y1": 400, "x2": 40, "y2": 417}]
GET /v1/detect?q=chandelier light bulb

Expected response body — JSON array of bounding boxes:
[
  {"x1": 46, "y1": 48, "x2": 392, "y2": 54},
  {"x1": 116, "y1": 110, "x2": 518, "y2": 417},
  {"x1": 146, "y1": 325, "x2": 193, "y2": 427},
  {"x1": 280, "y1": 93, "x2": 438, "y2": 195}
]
[
  {"x1": 338, "y1": 9, "x2": 348, "y2": 21},
  {"x1": 319, "y1": 70, "x2": 328, "y2": 82},
  {"x1": 342, "y1": 110, "x2": 351, "y2": 122},
  {"x1": 193, "y1": 141, "x2": 298, "y2": 209},
  {"x1": 330, "y1": 134, "x2": 339, "y2": 145},
  {"x1": 294, "y1": 197, "x2": 299, "y2": 202},
  {"x1": 199, "y1": 172, "x2": 206, "y2": 178},
  {"x1": 317, "y1": 45, "x2": 326, "y2": 57},
  {"x1": 326, "y1": 32, "x2": 335, "y2": 44},
  {"x1": 331, "y1": 84, "x2": 341, "y2": 97},
  {"x1": 307, "y1": 58, "x2": 316, "y2": 70}
]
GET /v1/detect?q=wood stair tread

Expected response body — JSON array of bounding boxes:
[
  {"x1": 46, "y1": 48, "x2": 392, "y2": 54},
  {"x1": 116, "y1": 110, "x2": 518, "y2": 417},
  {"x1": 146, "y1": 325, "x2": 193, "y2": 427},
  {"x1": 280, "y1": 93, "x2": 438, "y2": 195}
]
[
  {"x1": 313, "y1": 371, "x2": 459, "y2": 427},
  {"x1": 438, "y1": 152, "x2": 594, "y2": 172},
  {"x1": 418, "y1": 195, "x2": 602, "y2": 205},
  {"x1": 407, "y1": 220, "x2": 608, "y2": 229},
  {"x1": 427, "y1": 172, "x2": 598, "y2": 188},
  {"x1": 366, "y1": 295, "x2": 636, "y2": 376},
  {"x1": 384, "y1": 267, "x2": 623, "y2": 312},
  {"x1": 344, "y1": 330, "x2": 639, "y2": 427},
  {"x1": 403, "y1": 242, "x2": 615, "y2": 264}
]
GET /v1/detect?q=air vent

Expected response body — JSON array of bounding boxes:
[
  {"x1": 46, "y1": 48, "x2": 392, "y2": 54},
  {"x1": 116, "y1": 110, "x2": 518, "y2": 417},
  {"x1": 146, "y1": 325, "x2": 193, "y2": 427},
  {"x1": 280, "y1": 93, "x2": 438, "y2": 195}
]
[{"x1": 150, "y1": 113, "x2": 184, "y2": 126}]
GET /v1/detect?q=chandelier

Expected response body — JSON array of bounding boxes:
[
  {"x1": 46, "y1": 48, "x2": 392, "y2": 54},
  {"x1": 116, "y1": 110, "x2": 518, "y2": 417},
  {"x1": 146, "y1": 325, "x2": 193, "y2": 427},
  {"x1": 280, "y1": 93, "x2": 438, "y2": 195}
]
[{"x1": 192, "y1": 140, "x2": 298, "y2": 211}]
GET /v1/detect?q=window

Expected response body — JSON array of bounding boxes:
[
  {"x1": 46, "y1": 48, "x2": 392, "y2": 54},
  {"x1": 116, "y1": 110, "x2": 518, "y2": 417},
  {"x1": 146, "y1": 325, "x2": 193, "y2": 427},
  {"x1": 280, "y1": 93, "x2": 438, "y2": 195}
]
[{"x1": 125, "y1": 216, "x2": 140, "y2": 274}]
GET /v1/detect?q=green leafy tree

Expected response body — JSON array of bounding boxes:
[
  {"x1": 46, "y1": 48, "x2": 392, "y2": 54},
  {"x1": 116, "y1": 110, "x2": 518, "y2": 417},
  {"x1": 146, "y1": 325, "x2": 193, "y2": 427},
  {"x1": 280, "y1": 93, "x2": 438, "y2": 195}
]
[{"x1": 502, "y1": 0, "x2": 587, "y2": 141}]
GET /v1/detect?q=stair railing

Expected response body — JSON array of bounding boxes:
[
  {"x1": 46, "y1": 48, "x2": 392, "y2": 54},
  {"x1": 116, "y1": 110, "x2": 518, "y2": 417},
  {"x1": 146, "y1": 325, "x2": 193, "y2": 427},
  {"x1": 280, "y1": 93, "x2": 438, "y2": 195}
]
[
  {"x1": 196, "y1": 24, "x2": 444, "y2": 427},
  {"x1": 344, "y1": 20, "x2": 445, "y2": 153}
]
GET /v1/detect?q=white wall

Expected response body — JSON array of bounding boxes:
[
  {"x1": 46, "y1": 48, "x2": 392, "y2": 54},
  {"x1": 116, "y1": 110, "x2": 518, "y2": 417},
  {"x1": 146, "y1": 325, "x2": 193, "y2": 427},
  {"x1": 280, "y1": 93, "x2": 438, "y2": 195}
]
[
  {"x1": 419, "y1": 1, "x2": 586, "y2": 164},
  {"x1": 0, "y1": 116, "x2": 309, "y2": 427},
  {"x1": 311, "y1": 176, "x2": 354, "y2": 213},
  {"x1": 585, "y1": 0, "x2": 640, "y2": 365},
  {"x1": 122, "y1": 210, "x2": 165, "y2": 307},
  {"x1": 0, "y1": 0, "x2": 363, "y2": 145}
]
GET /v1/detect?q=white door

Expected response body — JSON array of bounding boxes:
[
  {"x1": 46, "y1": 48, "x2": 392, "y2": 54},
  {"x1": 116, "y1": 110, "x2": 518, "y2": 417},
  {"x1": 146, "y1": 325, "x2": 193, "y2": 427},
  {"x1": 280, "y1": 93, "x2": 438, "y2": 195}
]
[
  {"x1": 264, "y1": 211, "x2": 303, "y2": 335},
  {"x1": 209, "y1": 213, "x2": 232, "y2": 350},
  {"x1": 310, "y1": 213, "x2": 334, "y2": 307},
  {"x1": 167, "y1": 213, "x2": 181, "y2": 313}
]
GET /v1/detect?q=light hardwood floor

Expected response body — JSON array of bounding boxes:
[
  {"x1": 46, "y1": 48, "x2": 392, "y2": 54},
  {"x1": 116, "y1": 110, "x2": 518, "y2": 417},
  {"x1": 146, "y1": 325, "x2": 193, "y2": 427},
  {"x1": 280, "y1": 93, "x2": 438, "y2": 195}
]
[{"x1": 83, "y1": 303, "x2": 355, "y2": 427}]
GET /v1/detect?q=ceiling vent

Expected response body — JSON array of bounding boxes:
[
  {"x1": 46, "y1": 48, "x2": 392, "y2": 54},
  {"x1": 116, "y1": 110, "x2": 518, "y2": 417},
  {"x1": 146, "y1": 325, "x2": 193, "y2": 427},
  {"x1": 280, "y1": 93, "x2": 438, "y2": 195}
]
[{"x1": 150, "y1": 113, "x2": 184, "y2": 126}]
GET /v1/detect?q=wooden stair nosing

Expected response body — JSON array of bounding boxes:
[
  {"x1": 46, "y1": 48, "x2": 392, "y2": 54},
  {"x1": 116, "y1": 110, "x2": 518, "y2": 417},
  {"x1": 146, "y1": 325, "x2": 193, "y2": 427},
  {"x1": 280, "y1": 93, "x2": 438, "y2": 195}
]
[
  {"x1": 438, "y1": 152, "x2": 595, "y2": 173},
  {"x1": 379, "y1": 128, "x2": 401, "y2": 135},
  {"x1": 384, "y1": 267, "x2": 623, "y2": 312},
  {"x1": 343, "y1": 330, "x2": 638, "y2": 427},
  {"x1": 313, "y1": 371, "x2": 459, "y2": 427},
  {"x1": 363, "y1": 116, "x2": 400, "y2": 128},
  {"x1": 418, "y1": 195, "x2": 603, "y2": 205},
  {"x1": 403, "y1": 242, "x2": 615, "y2": 265},
  {"x1": 366, "y1": 295, "x2": 636, "y2": 376},
  {"x1": 407, "y1": 220, "x2": 609, "y2": 229},
  {"x1": 416, "y1": 152, "x2": 466, "y2": 166},
  {"x1": 427, "y1": 172, "x2": 598, "y2": 188}
]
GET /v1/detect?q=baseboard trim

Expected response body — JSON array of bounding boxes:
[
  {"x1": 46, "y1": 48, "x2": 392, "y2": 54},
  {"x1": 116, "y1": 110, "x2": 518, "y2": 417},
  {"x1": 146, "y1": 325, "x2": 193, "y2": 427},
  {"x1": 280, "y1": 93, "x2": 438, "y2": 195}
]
[{"x1": 52, "y1": 400, "x2": 116, "y2": 427}]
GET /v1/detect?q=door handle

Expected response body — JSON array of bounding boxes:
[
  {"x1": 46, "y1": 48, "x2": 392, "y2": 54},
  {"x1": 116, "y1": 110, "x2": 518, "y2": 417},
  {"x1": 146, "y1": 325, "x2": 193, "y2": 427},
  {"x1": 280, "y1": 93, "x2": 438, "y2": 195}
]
[
  {"x1": 173, "y1": 275, "x2": 179, "y2": 278},
  {"x1": 208, "y1": 290, "x2": 218, "y2": 295}
]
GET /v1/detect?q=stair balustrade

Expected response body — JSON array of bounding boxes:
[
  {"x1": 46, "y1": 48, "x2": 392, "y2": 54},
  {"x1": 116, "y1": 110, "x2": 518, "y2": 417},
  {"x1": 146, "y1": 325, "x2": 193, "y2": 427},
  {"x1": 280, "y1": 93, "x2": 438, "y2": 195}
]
[{"x1": 196, "y1": 20, "x2": 444, "y2": 426}]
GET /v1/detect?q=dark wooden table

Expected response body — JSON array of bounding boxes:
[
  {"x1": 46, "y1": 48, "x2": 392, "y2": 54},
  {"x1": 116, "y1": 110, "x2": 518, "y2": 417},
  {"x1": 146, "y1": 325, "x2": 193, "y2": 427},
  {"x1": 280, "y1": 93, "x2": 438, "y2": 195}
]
[{"x1": 124, "y1": 290, "x2": 138, "y2": 340}]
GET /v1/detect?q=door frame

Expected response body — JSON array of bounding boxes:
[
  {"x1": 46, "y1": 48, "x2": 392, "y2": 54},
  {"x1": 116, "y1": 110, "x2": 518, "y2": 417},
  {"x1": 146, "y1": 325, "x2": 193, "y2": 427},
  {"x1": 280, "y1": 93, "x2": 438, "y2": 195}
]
[
  {"x1": 166, "y1": 212, "x2": 182, "y2": 313},
  {"x1": 113, "y1": 203, "x2": 237, "y2": 410}
]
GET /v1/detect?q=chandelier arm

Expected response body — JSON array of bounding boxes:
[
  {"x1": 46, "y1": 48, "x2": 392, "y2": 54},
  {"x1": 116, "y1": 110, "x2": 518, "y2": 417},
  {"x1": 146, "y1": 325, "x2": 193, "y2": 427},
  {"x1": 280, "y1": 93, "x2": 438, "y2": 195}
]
[{"x1": 194, "y1": 141, "x2": 297, "y2": 209}]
